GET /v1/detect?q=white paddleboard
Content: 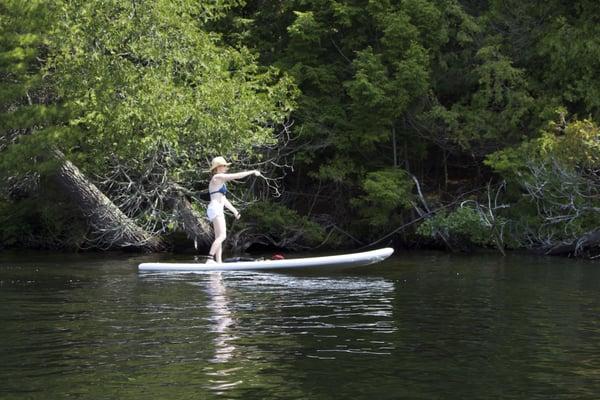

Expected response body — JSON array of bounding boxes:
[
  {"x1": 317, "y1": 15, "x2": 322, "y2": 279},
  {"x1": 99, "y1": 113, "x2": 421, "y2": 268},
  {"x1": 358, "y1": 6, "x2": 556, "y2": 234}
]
[{"x1": 138, "y1": 247, "x2": 394, "y2": 271}]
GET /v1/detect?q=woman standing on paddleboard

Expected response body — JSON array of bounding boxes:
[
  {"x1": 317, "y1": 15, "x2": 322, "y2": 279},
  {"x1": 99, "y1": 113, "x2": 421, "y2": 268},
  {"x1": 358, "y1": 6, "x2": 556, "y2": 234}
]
[{"x1": 206, "y1": 156, "x2": 260, "y2": 263}]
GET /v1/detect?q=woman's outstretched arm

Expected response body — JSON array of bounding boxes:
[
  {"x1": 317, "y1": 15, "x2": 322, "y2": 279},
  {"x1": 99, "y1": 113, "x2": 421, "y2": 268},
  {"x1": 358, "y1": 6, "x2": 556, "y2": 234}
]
[{"x1": 213, "y1": 170, "x2": 260, "y2": 181}]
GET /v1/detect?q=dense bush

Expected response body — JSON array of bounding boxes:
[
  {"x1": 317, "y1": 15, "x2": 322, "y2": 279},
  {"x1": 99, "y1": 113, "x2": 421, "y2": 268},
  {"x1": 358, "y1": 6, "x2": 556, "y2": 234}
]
[
  {"x1": 485, "y1": 113, "x2": 600, "y2": 249},
  {"x1": 417, "y1": 205, "x2": 505, "y2": 250},
  {"x1": 239, "y1": 201, "x2": 327, "y2": 249}
]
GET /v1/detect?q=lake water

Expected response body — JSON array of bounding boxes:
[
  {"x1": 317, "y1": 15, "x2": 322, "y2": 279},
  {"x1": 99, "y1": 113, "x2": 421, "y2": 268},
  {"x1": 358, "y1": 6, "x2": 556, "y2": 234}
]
[{"x1": 1, "y1": 250, "x2": 600, "y2": 399}]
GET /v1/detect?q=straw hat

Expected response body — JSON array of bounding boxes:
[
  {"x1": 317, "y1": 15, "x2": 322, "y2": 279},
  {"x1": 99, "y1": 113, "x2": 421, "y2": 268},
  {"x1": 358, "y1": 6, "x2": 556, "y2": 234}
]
[{"x1": 208, "y1": 156, "x2": 231, "y2": 172}]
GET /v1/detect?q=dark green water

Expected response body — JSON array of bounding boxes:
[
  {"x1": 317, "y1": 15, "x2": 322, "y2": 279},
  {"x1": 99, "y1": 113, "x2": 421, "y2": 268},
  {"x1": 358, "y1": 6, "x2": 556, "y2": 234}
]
[{"x1": 1, "y1": 251, "x2": 600, "y2": 399}]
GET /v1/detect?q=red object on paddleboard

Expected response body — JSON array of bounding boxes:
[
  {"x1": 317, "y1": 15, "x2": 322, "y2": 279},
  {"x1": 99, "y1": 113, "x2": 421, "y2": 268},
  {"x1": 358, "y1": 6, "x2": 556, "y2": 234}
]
[{"x1": 271, "y1": 253, "x2": 285, "y2": 260}]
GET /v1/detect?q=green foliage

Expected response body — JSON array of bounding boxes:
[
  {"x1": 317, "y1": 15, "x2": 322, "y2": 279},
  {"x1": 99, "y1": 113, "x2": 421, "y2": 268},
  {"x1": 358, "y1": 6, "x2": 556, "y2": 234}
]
[
  {"x1": 343, "y1": 43, "x2": 430, "y2": 151},
  {"x1": 242, "y1": 201, "x2": 326, "y2": 248},
  {"x1": 0, "y1": 0, "x2": 297, "y2": 249},
  {"x1": 485, "y1": 112, "x2": 600, "y2": 246},
  {"x1": 220, "y1": 0, "x2": 600, "y2": 205},
  {"x1": 216, "y1": 0, "x2": 540, "y2": 243},
  {"x1": 538, "y1": 118, "x2": 600, "y2": 168},
  {"x1": 1, "y1": 0, "x2": 297, "y2": 178},
  {"x1": 426, "y1": 42, "x2": 535, "y2": 154},
  {"x1": 6, "y1": 0, "x2": 600, "y2": 251},
  {"x1": 417, "y1": 205, "x2": 501, "y2": 248},
  {"x1": 350, "y1": 168, "x2": 414, "y2": 228},
  {"x1": 485, "y1": 111, "x2": 600, "y2": 178},
  {"x1": 287, "y1": 11, "x2": 324, "y2": 44},
  {"x1": 221, "y1": 0, "x2": 449, "y2": 184},
  {"x1": 0, "y1": 0, "x2": 65, "y2": 176},
  {"x1": 535, "y1": 6, "x2": 600, "y2": 120},
  {"x1": 46, "y1": 0, "x2": 296, "y2": 172}
]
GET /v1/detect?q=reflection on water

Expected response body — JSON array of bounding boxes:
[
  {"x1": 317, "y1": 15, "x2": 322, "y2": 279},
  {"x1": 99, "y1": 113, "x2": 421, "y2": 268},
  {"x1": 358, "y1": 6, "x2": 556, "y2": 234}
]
[
  {"x1": 204, "y1": 272, "x2": 242, "y2": 395},
  {"x1": 206, "y1": 272, "x2": 236, "y2": 364},
  {"x1": 180, "y1": 271, "x2": 396, "y2": 397},
  {"x1": 2, "y1": 252, "x2": 600, "y2": 399}
]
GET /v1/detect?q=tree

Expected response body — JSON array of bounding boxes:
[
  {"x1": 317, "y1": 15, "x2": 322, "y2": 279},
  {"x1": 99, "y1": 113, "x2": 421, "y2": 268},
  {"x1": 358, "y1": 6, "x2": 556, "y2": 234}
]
[
  {"x1": 0, "y1": 0, "x2": 84, "y2": 249},
  {"x1": 485, "y1": 112, "x2": 600, "y2": 257},
  {"x1": 1, "y1": 0, "x2": 297, "y2": 250}
]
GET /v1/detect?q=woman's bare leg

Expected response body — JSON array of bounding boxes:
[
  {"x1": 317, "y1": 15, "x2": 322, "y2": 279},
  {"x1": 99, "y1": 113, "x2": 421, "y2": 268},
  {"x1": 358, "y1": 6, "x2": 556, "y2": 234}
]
[{"x1": 208, "y1": 215, "x2": 227, "y2": 263}]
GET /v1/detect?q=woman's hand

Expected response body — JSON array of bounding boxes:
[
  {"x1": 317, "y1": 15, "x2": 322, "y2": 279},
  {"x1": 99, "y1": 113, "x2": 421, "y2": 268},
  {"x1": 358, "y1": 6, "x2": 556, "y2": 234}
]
[
  {"x1": 234, "y1": 212, "x2": 241, "y2": 220},
  {"x1": 253, "y1": 170, "x2": 261, "y2": 177}
]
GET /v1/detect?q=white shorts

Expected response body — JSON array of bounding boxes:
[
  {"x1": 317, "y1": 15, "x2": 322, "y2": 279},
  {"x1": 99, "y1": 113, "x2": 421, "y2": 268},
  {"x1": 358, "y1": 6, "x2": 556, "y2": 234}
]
[{"x1": 207, "y1": 202, "x2": 224, "y2": 221}]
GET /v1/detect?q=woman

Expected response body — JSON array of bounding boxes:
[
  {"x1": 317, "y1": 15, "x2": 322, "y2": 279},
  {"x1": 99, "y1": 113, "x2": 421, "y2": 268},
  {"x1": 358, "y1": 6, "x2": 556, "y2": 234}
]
[{"x1": 206, "y1": 156, "x2": 260, "y2": 263}]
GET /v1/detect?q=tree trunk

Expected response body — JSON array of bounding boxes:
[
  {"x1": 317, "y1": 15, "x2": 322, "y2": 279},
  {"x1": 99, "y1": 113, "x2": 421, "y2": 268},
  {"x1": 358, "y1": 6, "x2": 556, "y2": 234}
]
[
  {"x1": 54, "y1": 158, "x2": 163, "y2": 251},
  {"x1": 544, "y1": 229, "x2": 600, "y2": 258},
  {"x1": 171, "y1": 194, "x2": 213, "y2": 251}
]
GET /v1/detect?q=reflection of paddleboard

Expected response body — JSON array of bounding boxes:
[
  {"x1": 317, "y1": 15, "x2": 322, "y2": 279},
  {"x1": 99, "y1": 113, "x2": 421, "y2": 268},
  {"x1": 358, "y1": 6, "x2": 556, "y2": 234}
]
[{"x1": 138, "y1": 248, "x2": 394, "y2": 272}]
